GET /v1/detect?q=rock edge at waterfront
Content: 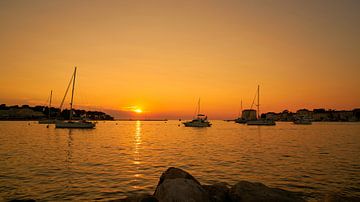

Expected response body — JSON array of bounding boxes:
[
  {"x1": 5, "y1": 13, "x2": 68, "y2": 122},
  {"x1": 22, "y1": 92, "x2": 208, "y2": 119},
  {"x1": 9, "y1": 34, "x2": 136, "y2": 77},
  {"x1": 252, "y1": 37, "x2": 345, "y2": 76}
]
[
  {"x1": 10, "y1": 167, "x2": 358, "y2": 202},
  {"x1": 115, "y1": 167, "x2": 305, "y2": 202}
]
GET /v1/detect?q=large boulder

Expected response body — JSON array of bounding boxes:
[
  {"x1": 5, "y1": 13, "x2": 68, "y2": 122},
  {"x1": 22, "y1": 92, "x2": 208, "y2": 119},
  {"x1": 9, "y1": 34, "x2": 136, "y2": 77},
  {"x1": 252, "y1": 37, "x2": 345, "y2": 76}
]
[
  {"x1": 154, "y1": 167, "x2": 210, "y2": 202},
  {"x1": 203, "y1": 182, "x2": 231, "y2": 202},
  {"x1": 229, "y1": 181, "x2": 305, "y2": 202}
]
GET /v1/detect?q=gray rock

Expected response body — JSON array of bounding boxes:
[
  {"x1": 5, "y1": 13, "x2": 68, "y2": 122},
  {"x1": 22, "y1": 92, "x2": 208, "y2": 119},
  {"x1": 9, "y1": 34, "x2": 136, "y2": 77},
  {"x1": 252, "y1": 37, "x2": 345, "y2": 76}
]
[
  {"x1": 155, "y1": 167, "x2": 201, "y2": 187},
  {"x1": 229, "y1": 181, "x2": 305, "y2": 202},
  {"x1": 154, "y1": 167, "x2": 210, "y2": 202},
  {"x1": 203, "y1": 182, "x2": 231, "y2": 202},
  {"x1": 115, "y1": 167, "x2": 309, "y2": 202}
]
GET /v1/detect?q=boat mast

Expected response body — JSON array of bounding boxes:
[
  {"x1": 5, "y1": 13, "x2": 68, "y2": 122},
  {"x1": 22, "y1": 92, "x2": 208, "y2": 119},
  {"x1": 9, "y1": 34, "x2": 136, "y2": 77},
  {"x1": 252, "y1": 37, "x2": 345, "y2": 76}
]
[
  {"x1": 257, "y1": 85, "x2": 260, "y2": 119},
  {"x1": 69, "y1": 67, "x2": 77, "y2": 121},
  {"x1": 240, "y1": 99, "x2": 243, "y2": 117},
  {"x1": 58, "y1": 69, "x2": 76, "y2": 117},
  {"x1": 48, "y1": 90, "x2": 52, "y2": 119},
  {"x1": 198, "y1": 98, "x2": 200, "y2": 115}
]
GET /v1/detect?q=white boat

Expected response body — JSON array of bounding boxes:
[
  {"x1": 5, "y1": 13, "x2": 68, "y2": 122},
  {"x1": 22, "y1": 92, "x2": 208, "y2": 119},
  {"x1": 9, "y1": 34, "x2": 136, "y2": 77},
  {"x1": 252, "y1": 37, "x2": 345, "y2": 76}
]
[
  {"x1": 183, "y1": 114, "x2": 212, "y2": 127},
  {"x1": 38, "y1": 90, "x2": 56, "y2": 124},
  {"x1": 293, "y1": 116, "x2": 312, "y2": 125},
  {"x1": 183, "y1": 99, "x2": 211, "y2": 127},
  {"x1": 246, "y1": 85, "x2": 276, "y2": 126},
  {"x1": 55, "y1": 67, "x2": 96, "y2": 129}
]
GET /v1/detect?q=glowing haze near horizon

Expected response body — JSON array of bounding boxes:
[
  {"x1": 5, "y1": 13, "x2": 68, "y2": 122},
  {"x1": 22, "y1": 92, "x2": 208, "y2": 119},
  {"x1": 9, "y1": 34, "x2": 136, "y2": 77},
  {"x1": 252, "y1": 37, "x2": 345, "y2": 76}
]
[{"x1": 0, "y1": 0, "x2": 359, "y2": 119}]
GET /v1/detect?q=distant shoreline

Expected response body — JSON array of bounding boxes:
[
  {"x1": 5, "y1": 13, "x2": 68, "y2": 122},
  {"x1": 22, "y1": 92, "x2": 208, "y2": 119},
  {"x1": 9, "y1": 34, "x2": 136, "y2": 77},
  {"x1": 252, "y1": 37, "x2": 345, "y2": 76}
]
[
  {"x1": 1, "y1": 119, "x2": 360, "y2": 123},
  {"x1": 1, "y1": 104, "x2": 359, "y2": 122},
  {"x1": 0, "y1": 104, "x2": 114, "y2": 121}
]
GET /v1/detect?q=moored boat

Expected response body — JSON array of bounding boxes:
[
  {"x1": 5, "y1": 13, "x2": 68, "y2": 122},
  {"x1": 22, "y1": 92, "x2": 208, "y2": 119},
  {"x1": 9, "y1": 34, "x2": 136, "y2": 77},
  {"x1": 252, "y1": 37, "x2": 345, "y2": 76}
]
[
  {"x1": 246, "y1": 85, "x2": 276, "y2": 126},
  {"x1": 235, "y1": 100, "x2": 247, "y2": 124},
  {"x1": 183, "y1": 114, "x2": 212, "y2": 127},
  {"x1": 38, "y1": 90, "x2": 56, "y2": 124},
  {"x1": 55, "y1": 120, "x2": 96, "y2": 128},
  {"x1": 55, "y1": 67, "x2": 96, "y2": 129},
  {"x1": 183, "y1": 99, "x2": 211, "y2": 127},
  {"x1": 235, "y1": 117, "x2": 247, "y2": 124}
]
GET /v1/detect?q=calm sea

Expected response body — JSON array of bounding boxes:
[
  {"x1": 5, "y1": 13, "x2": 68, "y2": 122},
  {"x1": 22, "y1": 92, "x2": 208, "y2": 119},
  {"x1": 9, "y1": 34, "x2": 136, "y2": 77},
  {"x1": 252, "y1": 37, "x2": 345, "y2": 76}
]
[{"x1": 0, "y1": 121, "x2": 359, "y2": 201}]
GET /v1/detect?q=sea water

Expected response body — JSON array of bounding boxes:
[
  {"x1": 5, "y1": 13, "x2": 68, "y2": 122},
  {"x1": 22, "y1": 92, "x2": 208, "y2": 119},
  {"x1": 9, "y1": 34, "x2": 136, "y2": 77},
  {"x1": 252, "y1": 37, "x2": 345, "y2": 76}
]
[{"x1": 0, "y1": 121, "x2": 359, "y2": 201}]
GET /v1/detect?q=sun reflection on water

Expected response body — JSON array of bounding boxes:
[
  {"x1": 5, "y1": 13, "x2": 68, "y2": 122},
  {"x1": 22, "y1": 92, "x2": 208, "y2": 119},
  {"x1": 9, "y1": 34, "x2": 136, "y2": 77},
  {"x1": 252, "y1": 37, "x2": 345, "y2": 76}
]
[
  {"x1": 132, "y1": 121, "x2": 143, "y2": 189},
  {"x1": 134, "y1": 121, "x2": 142, "y2": 163}
]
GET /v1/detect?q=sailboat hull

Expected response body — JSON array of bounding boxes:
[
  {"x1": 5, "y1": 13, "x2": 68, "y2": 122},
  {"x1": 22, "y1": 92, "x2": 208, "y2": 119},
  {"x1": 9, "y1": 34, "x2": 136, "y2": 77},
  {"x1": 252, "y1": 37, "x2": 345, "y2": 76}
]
[
  {"x1": 183, "y1": 120, "x2": 212, "y2": 127},
  {"x1": 235, "y1": 118, "x2": 247, "y2": 124},
  {"x1": 55, "y1": 121, "x2": 96, "y2": 129}
]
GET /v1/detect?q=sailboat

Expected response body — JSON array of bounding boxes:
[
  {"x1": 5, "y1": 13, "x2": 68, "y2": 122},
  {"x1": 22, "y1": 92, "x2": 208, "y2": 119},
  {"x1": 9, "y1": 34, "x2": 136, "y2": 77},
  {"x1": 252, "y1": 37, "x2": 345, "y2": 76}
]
[
  {"x1": 246, "y1": 85, "x2": 276, "y2": 126},
  {"x1": 38, "y1": 90, "x2": 56, "y2": 124},
  {"x1": 55, "y1": 67, "x2": 96, "y2": 129},
  {"x1": 183, "y1": 98, "x2": 212, "y2": 127},
  {"x1": 235, "y1": 99, "x2": 247, "y2": 124}
]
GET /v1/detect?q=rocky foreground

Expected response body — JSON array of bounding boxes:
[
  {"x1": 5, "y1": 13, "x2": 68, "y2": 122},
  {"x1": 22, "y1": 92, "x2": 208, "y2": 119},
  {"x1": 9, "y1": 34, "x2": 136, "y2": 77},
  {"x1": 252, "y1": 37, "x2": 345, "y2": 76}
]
[
  {"x1": 10, "y1": 167, "x2": 357, "y2": 202},
  {"x1": 115, "y1": 167, "x2": 360, "y2": 202},
  {"x1": 116, "y1": 167, "x2": 307, "y2": 202}
]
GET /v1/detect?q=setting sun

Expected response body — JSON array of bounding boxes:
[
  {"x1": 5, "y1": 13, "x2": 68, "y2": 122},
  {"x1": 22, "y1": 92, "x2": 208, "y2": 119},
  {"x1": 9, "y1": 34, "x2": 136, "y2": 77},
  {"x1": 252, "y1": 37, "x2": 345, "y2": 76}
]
[{"x1": 0, "y1": 1, "x2": 359, "y2": 201}]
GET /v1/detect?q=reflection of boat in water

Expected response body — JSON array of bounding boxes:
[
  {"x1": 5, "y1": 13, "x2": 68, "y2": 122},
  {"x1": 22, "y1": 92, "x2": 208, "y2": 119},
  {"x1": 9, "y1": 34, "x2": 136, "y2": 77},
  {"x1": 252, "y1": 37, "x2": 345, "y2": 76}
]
[
  {"x1": 55, "y1": 67, "x2": 96, "y2": 129},
  {"x1": 183, "y1": 99, "x2": 211, "y2": 127},
  {"x1": 38, "y1": 90, "x2": 56, "y2": 124},
  {"x1": 294, "y1": 116, "x2": 312, "y2": 125},
  {"x1": 246, "y1": 85, "x2": 276, "y2": 126}
]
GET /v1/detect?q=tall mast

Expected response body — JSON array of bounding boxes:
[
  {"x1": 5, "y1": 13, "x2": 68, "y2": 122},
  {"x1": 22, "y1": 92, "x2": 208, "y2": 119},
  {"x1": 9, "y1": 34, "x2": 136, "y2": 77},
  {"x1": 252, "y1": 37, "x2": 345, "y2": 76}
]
[
  {"x1": 198, "y1": 98, "x2": 200, "y2": 115},
  {"x1": 240, "y1": 99, "x2": 243, "y2": 117},
  {"x1": 58, "y1": 69, "x2": 75, "y2": 117},
  {"x1": 69, "y1": 67, "x2": 77, "y2": 121},
  {"x1": 48, "y1": 90, "x2": 52, "y2": 119},
  {"x1": 257, "y1": 85, "x2": 260, "y2": 119}
]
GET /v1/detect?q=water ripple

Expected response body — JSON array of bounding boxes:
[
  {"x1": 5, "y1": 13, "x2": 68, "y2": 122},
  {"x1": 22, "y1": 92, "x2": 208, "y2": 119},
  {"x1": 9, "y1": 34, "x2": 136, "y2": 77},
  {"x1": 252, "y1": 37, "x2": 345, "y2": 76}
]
[{"x1": 0, "y1": 121, "x2": 359, "y2": 201}]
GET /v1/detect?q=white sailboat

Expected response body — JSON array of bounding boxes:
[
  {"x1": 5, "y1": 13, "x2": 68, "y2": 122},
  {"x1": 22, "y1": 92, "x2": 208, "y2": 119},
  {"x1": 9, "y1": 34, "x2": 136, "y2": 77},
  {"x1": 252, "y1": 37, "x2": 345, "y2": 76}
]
[
  {"x1": 38, "y1": 90, "x2": 56, "y2": 124},
  {"x1": 183, "y1": 98, "x2": 212, "y2": 127},
  {"x1": 55, "y1": 67, "x2": 96, "y2": 129},
  {"x1": 247, "y1": 85, "x2": 276, "y2": 126}
]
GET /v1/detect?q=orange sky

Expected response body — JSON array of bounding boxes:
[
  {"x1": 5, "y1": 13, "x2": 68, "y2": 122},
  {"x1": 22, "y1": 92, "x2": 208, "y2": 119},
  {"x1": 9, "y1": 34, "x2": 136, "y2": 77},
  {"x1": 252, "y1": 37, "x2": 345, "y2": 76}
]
[{"x1": 0, "y1": 1, "x2": 359, "y2": 119}]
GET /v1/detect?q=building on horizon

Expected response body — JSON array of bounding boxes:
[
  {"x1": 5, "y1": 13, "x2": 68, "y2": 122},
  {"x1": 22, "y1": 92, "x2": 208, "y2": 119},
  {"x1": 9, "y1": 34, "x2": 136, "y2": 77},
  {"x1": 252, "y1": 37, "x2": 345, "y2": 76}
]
[
  {"x1": 262, "y1": 108, "x2": 360, "y2": 122},
  {"x1": 241, "y1": 109, "x2": 257, "y2": 121}
]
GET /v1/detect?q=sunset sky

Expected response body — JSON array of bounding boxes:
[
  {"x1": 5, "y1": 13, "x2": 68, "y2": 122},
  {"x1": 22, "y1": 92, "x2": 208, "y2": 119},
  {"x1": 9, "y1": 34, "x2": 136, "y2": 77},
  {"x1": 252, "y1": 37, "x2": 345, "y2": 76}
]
[{"x1": 0, "y1": 0, "x2": 359, "y2": 119}]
